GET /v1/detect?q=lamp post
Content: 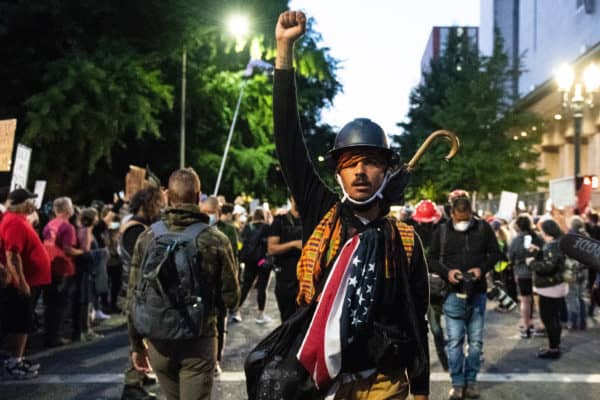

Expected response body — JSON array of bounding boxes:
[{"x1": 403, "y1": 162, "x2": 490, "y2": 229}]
[{"x1": 555, "y1": 62, "x2": 600, "y2": 179}]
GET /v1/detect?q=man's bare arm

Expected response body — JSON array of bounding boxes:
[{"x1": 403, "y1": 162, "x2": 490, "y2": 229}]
[
  {"x1": 6, "y1": 250, "x2": 29, "y2": 296},
  {"x1": 267, "y1": 236, "x2": 302, "y2": 256},
  {"x1": 275, "y1": 11, "x2": 307, "y2": 69}
]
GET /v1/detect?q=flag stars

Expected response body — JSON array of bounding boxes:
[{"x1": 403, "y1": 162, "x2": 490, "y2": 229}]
[
  {"x1": 368, "y1": 263, "x2": 375, "y2": 272},
  {"x1": 352, "y1": 257, "x2": 362, "y2": 266},
  {"x1": 349, "y1": 276, "x2": 358, "y2": 287}
]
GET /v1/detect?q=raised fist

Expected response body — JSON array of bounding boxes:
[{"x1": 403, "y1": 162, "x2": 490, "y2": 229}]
[{"x1": 276, "y1": 11, "x2": 307, "y2": 44}]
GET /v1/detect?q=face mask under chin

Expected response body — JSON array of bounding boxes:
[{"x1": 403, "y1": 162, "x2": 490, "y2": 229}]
[
  {"x1": 453, "y1": 221, "x2": 470, "y2": 232},
  {"x1": 343, "y1": 197, "x2": 381, "y2": 212}
]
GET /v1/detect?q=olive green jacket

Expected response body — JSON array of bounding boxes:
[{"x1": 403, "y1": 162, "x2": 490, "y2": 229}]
[{"x1": 126, "y1": 204, "x2": 240, "y2": 352}]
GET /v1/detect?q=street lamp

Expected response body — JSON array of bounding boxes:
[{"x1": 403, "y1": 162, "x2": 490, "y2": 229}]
[{"x1": 555, "y1": 62, "x2": 600, "y2": 179}]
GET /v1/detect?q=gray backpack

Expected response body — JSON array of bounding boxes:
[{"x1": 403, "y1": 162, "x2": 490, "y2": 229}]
[{"x1": 131, "y1": 221, "x2": 209, "y2": 340}]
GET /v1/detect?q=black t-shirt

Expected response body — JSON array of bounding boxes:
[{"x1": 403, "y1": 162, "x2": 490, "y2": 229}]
[
  {"x1": 122, "y1": 217, "x2": 149, "y2": 256},
  {"x1": 269, "y1": 214, "x2": 302, "y2": 282}
]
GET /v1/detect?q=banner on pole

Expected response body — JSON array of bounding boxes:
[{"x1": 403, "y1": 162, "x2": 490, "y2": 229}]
[
  {"x1": 10, "y1": 144, "x2": 32, "y2": 191},
  {"x1": 33, "y1": 180, "x2": 47, "y2": 209},
  {"x1": 0, "y1": 119, "x2": 17, "y2": 172}
]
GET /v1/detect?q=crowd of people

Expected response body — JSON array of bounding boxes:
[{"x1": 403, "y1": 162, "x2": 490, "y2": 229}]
[
  {"x1": 0, "y1": 176, "x2": 304, "y2": 399},
  {"x1": 404, "y1": 193, "x2": 600, "y2": 399},
  {"x1": 2, "y1": 9, "x2": 600, "y2": 400}
]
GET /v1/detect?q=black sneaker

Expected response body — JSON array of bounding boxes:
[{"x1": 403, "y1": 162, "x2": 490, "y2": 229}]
[
  {"x1": 537, "y1": 348, "x2": 561, "y2": 359},
  {"x1": 44, "y1": 337, "x2": 72, "y2": 348},
  {"x1": 121, "y1": 384, "x2": 157, "y2": 400},
  {"x1": 141, "y1": 373, "x2": 157, "y2": 386},
  {"x1": 464, "y1": 383, "x2": 480, "y2": 398},
  {"x1": 21, "y1": 358, "x2": 40, "y2": 372},
  {"x1": 3, "y1": 360, "x2": 38, "y2": 380}
]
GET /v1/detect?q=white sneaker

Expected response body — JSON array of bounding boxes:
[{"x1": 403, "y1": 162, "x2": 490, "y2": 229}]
[
  {"x1": 230, "y1": 310, "x2": 242, "y2": 323},
  {"x1": 255, "y1": 314, "x2": 272, "y2": 325},
  {"x1": 92, "y1": 309, "x2": 111, "y2": 321},
  {"x1": 214, "y1": 361, "x2": 222, "y2": 377}
]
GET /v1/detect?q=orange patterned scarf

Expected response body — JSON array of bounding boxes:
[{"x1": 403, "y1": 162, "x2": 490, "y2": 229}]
[
  {"x1": 296, "y1": 205, "x2": 342, "y2": 305},
  {"x1": 296, "y1": 203, "x2": 415, "y2": 305}
]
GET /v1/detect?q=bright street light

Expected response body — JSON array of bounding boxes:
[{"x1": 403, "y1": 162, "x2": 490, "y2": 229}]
[
  {"x1": 583, "y1": 63, "x2": 600, "y2": 94},
  {"x1": 227, "y1": 15, "x2": 249, "y2": 39},
  {"x1": 554, "y1": 61, "x2": 600, "y2": 180},
  {"x1": 555, "y1": 64, "x2": 575, "y2": 92}
]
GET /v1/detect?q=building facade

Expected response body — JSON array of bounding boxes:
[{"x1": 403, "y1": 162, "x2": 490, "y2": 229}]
[
  {"x1": 480, "y1": 0, "x2": 600, "y2": 206},
  {"x1": 421, "y1": 26, "x2": 479, "y2": 76}
]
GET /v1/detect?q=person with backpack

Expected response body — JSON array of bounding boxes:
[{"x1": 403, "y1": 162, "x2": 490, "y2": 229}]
[
  {"x1": 265, "y1": 11, "x2": 430, "y2": 399},
  {"x1": 527, "y1": 219, "x2": 568, "y2": 359},
  {"x1": 127, "y1": 168, "x2": 239, "y2": 400},
  {"x1": 232, "y1": 208, "x2": 272, "y2": 324},
  {"x1": 509, "y1": 214, "x2": 545, "y2": 339},
  {"x1": 119, "y1": 187, "x2": 163, "y2": 400}
]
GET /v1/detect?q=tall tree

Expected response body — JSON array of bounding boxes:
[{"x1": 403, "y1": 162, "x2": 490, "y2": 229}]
[
  {"x1": 395, "y1": 29, "x2": 544, "y2": 204},
  {"x1": 0, "y1": 1, "x2": 340, "y2": 204}
]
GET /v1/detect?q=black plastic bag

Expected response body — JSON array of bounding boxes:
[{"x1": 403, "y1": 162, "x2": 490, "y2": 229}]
[{"x1": 245, "y1": 301, "x2": 323, "y2": 400}]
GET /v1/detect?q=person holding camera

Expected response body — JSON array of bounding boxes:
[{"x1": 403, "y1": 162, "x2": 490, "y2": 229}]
[
  {"x1": 509, "y1": 214, "x2": 545, "y2": 338},
  {"x1": 428, "y1": 191, "x2": 502, "y2": 400},
  {"x1": 526, "y1": 219, "x2": 568, "y2": 359}
]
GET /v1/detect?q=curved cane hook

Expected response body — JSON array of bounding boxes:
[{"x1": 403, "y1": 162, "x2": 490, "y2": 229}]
[{"x1": 405, "y1": 130, "x2": 460, "y2": 172}]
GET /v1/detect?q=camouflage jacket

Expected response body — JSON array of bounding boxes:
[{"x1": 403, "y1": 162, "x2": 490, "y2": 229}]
[{"x1": 126, "y1": 204, "x2": 240, "y2": 352}]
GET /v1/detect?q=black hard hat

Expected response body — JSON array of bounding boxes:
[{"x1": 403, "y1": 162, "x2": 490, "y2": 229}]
[{"x1": 328, "y1": 118, "x2": 393, "y2": 160}]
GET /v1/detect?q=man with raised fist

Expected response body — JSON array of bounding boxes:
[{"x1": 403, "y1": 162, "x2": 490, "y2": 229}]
[{"x1": 271, "y1": 10, "x2": 429, "y2": 400}]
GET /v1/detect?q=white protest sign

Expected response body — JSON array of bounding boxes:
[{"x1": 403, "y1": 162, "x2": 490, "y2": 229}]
[
  {"x1": 10, "y1": 144, "x2": 32, "y2": 191},
  {"x1": 0, "y1": 119, "x2": 17, "y2": 172},
  {"x1": 249, "y1": 199, "x2": 260, "y2": 215},
  {"x1": 496, "y1": 191, "x2": 518, "y2": 222},
  {"x1": 549, "y1": 177, "x2": 576, "y2": 209},
  {"x1": 33, "y1": 180, "x2": 47, "y2": 209}
]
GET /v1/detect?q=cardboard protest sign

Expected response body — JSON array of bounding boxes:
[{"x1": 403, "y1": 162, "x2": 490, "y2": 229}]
[
  {"x1": 125, "y1": 165, "x2": 146, "y2": 201},
  {"x1": 0, "y1": 119, "x2": 17, "y2": 172},
  {"x1": 10, "y1": 144, "x2": 32, "y2": 191},
  {"x1": 496, "y1": 191, "x2": 518, "y2": 222}
]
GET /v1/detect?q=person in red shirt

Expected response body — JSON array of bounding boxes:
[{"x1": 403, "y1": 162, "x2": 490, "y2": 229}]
[{"x1": 0, "y1": 188, "x2": 51, "y2": 379}]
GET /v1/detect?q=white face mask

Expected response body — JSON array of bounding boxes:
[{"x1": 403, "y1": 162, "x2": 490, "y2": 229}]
[
  {"x1": 453, "y1": 221, "x2": 470, "y2": 232},
  {"x1": 208, "y1": 213, "x2": 218, "y2": 226},
  {"x1": 109, "y1": 222, "x2": 120, "y2": 230}
]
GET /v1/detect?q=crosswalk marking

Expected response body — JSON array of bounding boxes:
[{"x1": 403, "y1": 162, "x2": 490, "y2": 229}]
[{"x1": 2, "y1": 372, "x2": 600, "y2": 384}]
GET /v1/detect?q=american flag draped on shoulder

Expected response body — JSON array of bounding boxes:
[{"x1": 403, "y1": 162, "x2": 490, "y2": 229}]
[
  {"x1": 295, "y1": 203, "x2": 415, "y2": 390},
  {"x1": 296, "y1": 204, "x2": 414, "y2": 305}
]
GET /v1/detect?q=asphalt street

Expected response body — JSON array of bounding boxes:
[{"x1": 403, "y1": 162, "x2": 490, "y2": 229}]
[{"x1": 2, "y1": 285, "x2": 600, "y2": 400}]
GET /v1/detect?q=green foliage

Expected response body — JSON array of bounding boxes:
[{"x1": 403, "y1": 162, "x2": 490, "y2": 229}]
[
  {"x1": 395, "y1": 29, "x2": 545, "y2": 204},
  {"x1": 24, "y1": 51, "x2": 173, "y2": 172},
  {"x1": 0, "y1": 1, "x2": 340, "y2": 203}
]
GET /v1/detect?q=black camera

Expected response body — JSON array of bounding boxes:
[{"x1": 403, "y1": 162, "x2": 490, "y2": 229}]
[
  {"x1": 454, "y1": 271, "x2": 476, "y2": 299},
  {"x1": 487, "y1": 280, "x2": 517, "y2": 311}
]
